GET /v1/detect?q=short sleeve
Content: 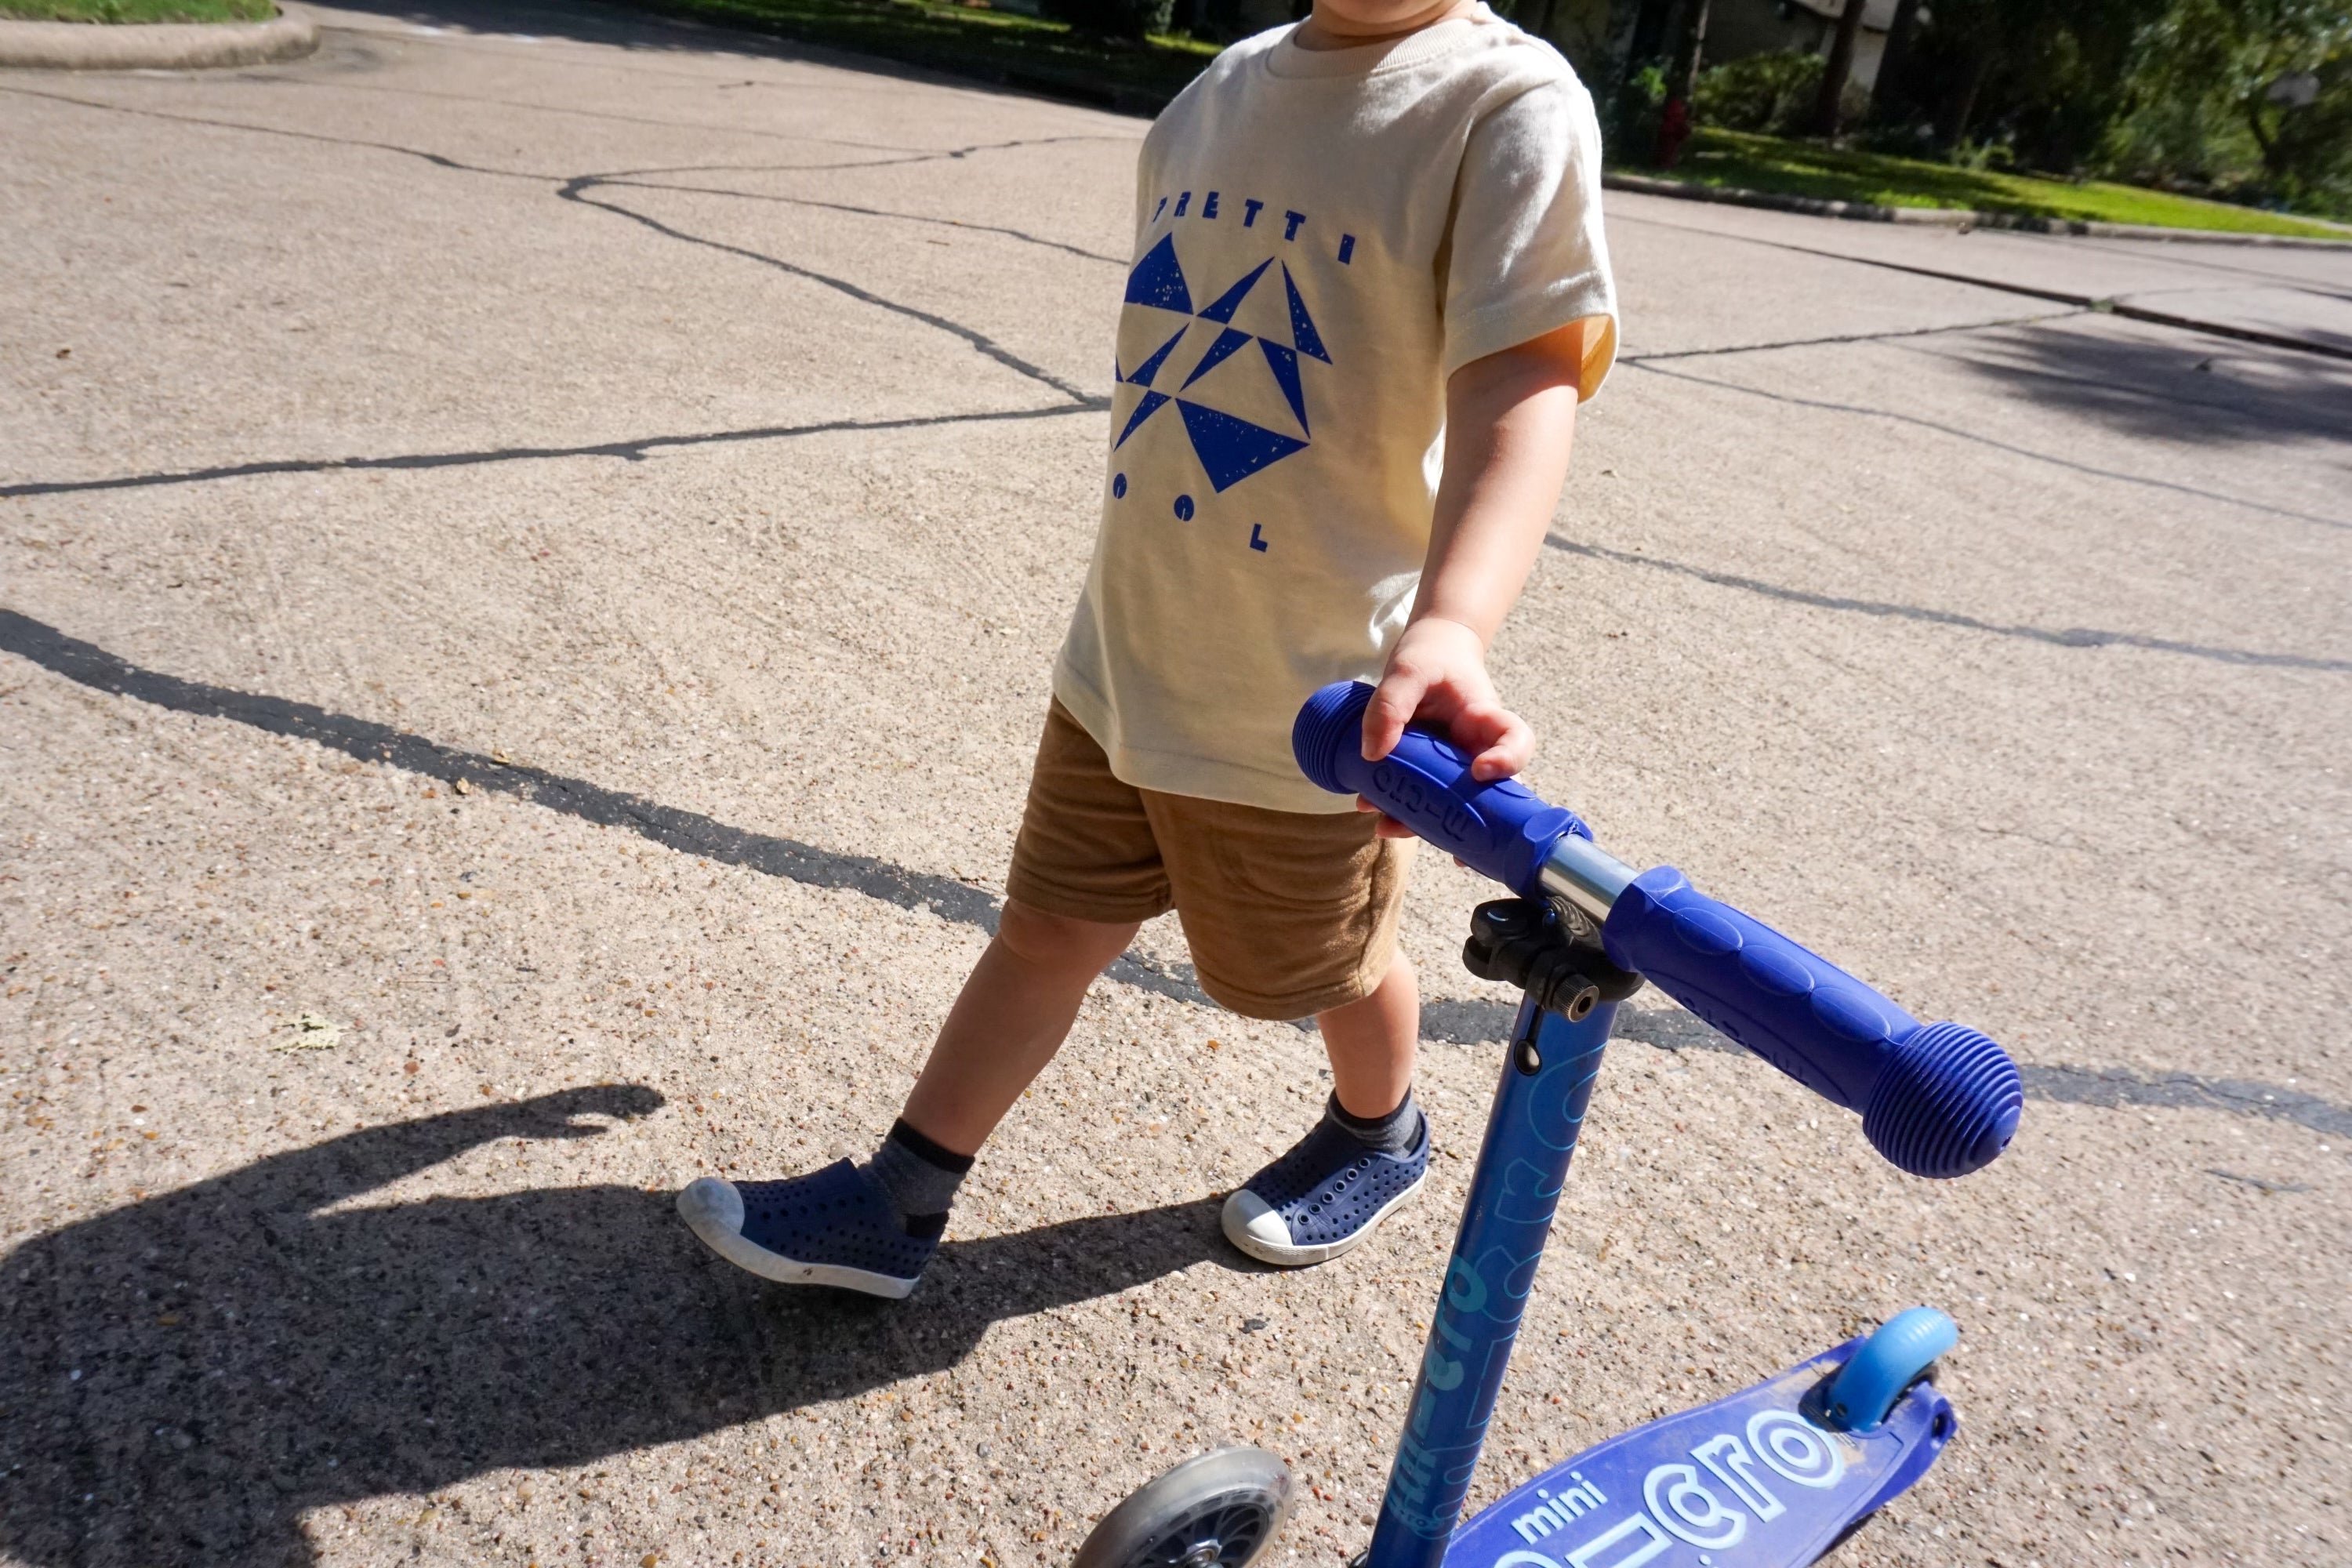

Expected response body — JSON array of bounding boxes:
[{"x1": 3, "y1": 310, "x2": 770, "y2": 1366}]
[{"x1": 1440, "y1": 76, "x2": 1618, "y2": 398}]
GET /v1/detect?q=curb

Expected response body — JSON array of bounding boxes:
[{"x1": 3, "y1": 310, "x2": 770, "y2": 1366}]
[
  {"x1": 0, "y1": 3, "x2": 314, "y2": 68},
  {"x1": 1602, "y1": 171, "x2": 2352, "y2": 250}
]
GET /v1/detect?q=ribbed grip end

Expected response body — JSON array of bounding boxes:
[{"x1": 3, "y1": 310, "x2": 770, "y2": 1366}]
[
  {"x1": 1292, "y1": 681, "x2": 1374, "y2": 795},
  {"x1": 1863, "y1": 1021, "x2": 2024, "y2": 1179}
]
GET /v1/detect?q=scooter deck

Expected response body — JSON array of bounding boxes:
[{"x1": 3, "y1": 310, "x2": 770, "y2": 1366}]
[{"x1": 1443, "y1": 1337, "x2": 1955, "y2": 1568}]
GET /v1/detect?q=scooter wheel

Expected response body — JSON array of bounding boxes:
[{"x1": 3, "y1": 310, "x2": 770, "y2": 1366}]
[
  {"x1": 1823, "y1": 1306, "x2": 1959, "y2": 1433},
  {"x1": 1072, "y1": 1446, "x2": 1293, "y2": 1568}
]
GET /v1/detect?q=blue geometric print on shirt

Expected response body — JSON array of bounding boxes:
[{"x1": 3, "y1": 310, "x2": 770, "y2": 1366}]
[
  {"x1": 1125, "y1": 325, "x2": 1189, "y2": 387},
  {"x1": 1124, "y1": 233, "x2": 1194, "y2": 314},
  {"x1": 1258, "y1": 340, "x2": 1308, "y2": 434},
  {"x1": 1282, "y1": 264, "x2": 1330, "y2": 363},
  {"x1": 1180, "y1": 327, "x2": 1255, "y2": 390},
  {"x1": 1116, "y1": 235, "x2": 1330, "y2": 490},
  {"x1": 1116, "y1": 390, "x2": 1171, "y2": 448},
  {"x1": 1177, "y1": 401, "x2": 1308, "y2": 492},
  {"x1": 1196, "y1": 258, "x2": 1274, "y2": 324}
]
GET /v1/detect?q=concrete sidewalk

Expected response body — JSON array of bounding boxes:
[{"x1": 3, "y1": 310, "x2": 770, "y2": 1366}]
[{"x1": 3, "y1": 8, "x2": 2348, "y2": 1566}]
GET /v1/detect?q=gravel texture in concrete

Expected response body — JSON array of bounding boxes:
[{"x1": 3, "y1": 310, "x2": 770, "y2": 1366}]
[{"x1": 3, "y1": 6, "x2": 2349, "y2": 1566}]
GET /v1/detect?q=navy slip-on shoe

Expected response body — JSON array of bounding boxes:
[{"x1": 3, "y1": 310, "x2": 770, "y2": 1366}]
[
  {"x1": 1221, "y1": 1112, "x2": 1431, "y2": 1267},
  {"x1": 677, "y1": 1159, "x2": 938, "y2": 1298}
]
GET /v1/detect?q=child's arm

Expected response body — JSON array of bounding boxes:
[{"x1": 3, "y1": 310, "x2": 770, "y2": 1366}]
[{"x1": 1357, "y1": 317, "x2": 1592, "y2": 835}]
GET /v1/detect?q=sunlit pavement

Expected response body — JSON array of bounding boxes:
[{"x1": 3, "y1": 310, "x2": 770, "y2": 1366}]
[{"x1": 4, "y1": 7, "x2": 2349, "y2": 1563}]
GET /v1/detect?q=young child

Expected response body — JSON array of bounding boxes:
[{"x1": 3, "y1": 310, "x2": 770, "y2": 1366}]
[{"x1": 680, "y1": 0, "x2": 1616, "y2": 1297}]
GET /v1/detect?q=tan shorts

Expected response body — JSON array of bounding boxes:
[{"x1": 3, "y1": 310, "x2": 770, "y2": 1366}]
[{"x1": 1005, "y1": 700, "x2": 1414, "y2": 1020}]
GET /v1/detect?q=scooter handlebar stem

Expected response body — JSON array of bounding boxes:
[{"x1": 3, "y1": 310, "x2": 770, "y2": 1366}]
[{"x1": 1294, "y1": 681, "x2": 2022, "y2": 1179}]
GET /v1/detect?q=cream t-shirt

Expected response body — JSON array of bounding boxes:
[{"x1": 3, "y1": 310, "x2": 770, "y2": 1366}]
[{"x1": 1053, "y1": 7, "x2": 1618, "y2": 813}]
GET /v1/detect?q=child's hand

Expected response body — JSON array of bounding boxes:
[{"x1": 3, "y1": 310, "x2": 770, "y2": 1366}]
[{"x1": 1356, "y1": 616, "x2": 1532, "y2": 840}]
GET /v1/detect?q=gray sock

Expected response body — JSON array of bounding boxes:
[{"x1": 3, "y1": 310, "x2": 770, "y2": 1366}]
[
  {"x1": 1328, "y1": 1089, "x2": 1423, "y2": 1157},
  {"x1": 862, "y1": 1117, "x2": 974, "y2": 1232}
]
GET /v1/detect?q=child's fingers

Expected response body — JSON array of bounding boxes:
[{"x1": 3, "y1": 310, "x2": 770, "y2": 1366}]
[
  {"x1": 1360, "y1": 669, "x2": 1428, "y2": 761},
  {"x1": 1464, "y1": 707, "x2": 1535, "y2": 780},
  {"x1": 1354, "y1": 796, "x2": 1418, "y2": 839}
]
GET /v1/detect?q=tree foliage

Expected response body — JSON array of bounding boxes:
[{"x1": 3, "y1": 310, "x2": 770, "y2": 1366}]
[
  {"x1": 1694, "y1": 49, "x2": 1824, "y2": 135},
  {"x1": 1861, "y1": 0, "x2": 2352, "y2": 215},
  {"x1": 2103, "y1": 0, "x2": 2352, "y2": 209}
]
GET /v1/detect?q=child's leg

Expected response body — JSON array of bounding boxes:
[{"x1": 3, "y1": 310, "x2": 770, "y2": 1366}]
[
  {"x1": 1313, "y1": 950, "x2": 1419, "y2": 1120},
  {"x1": 677, "y1": 699, "x2": 1164, "y2": 1296},
  {"x1": 901, "y1": 900, "x2": 1142, "y2": 1156},
  {"x1": 675, "y1": 898, "x2": 1140, "y2": 1297},
  {"x1": 1221, "y1": 949, "x2": 1431, "y2": 1265}
]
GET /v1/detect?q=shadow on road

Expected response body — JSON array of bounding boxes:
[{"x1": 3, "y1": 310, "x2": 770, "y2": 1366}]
[
  {"x1": 0, "y1": 1089, "x2": 1232, "y2": 1566},
  {"x1": 1922, "y1": 318, "x2": 2352, "y2": 448}
]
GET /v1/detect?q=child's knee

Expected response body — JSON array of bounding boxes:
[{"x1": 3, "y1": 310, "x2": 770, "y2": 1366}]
[{"x1": 996, "y1": 899, "x2": 1138, "y2": 973}]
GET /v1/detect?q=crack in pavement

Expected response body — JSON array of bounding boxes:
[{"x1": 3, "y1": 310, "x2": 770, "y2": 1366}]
[
  {"x1": 0, "y1": 402, "x2": 1102, "y2": 499},
  {"x1": 4, "y1": 85, "x2": 1103, "y2": 430},
  {"x1": 6, "y1": 608, "x2": 2344, "y2": 1136},
  {"x1": 1, "y1": 82, "x2": 1108, "y2": 186},
  {"x1": 1628, "y1": 359, "x2": 2350, "y2": 532},
  {"x1": 1620, "y1": 309, "x2": 2085, "y2": 365},
  {"x1": 1544, "y1": 533, "x2": 2352, "y2": 671},
  {"x1": 1, "y1": 82, "x2": 572, "y2": 180},
  {"x1": 1613, "y1": 210, "x2": 2352, "y2": 363},
  {"x1": 226, "y1": 69, "x2": 1134, "y2": 158},
  {"x1": 2, "y1": 82, "x2": 1123, "y2": 205},
  {"x1": 556, "y1": 176, "x2": 1094, "y2": 403},
  {"x1": 590, "y1": 169, "x2": 1128, "y2": 266}
]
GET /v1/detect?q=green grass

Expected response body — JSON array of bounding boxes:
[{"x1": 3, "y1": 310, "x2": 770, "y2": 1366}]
[
  {"x1": 1, "y1": 0, "x2": 274, "y2": 19},
  {"x1": 1665, "y1": 128, "x2": 2348, "y2": 240},
  {"x1": 619, "y1": 0, "x2": 1218, "y2": 112}
]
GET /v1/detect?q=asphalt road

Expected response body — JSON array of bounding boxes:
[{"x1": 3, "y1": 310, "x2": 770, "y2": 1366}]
[{"x1": 4, "y1": 6, "x2": 2349, "y2": 1566}]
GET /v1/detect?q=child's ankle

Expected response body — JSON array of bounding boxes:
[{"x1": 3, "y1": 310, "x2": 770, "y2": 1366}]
[
  {"x1": 1327, "y1": 1088, "x2": 1422, "y2": 1156},
  {"x1": 863, "y1": 1117, "x2": 974, "y2": 1234}
]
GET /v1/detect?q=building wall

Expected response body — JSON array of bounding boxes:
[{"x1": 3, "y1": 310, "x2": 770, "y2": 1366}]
[
  {"x1": 1705, "y1": 0, "x2": 1825, "y2": 64},
  {"x1": 1699, "y1": 0, "x2": 1893, "y2": 91}
]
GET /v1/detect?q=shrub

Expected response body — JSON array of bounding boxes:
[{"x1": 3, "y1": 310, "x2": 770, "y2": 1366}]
[
  {"x1": 1040, "y1": 0, "x2": 1171, "y2": 39},
  {"x1": 1693, "y1": 49, "x2": 1824, "y2": 135}
]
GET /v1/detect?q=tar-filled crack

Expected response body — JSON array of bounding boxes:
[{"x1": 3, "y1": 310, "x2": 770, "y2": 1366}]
[
  {"x1": 1541, "y1": 532, "x2": 2352, "y2": 671},
  {"x1": 0, "y1": 404, "x2": 1104, "y2": 500},
  {"x1": 556, "y1": 174, "x2": 1095, "y2": 404}
]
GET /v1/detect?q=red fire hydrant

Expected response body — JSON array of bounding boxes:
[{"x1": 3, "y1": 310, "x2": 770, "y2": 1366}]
[{"x1": 1655, "y1": 96, "x2": 1691, "y2": 169}]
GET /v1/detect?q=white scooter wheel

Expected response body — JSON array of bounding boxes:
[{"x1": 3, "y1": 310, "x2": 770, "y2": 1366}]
[{"x1": 1072, "y1": 1446, "x2": 1294, "y2": 1568}]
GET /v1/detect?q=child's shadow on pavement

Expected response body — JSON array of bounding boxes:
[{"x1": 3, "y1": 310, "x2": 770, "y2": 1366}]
[{"x1": 0, "y1": 1087, "x2": 1234, "y2": 1567}]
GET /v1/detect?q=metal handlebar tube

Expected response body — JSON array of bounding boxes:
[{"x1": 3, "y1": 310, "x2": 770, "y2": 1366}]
[
  {"x1": 1537, "y1": 834, "x2": 1639, "y2": 926},
  {"x1": 1363, "y1": 995, "x2": 1617, "y2": 1568}
]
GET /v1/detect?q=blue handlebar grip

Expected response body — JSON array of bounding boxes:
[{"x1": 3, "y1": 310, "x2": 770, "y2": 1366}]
[
  {"x1": 1293, "y1": 681, "x2": 1591, "y2": 895},
  {"x1": 1292, "y1": 680, "x2": 2024, "y2": 1181},
  {"x1": 1601, "y1": 868, "x2": 2021, "y2": 1178}
]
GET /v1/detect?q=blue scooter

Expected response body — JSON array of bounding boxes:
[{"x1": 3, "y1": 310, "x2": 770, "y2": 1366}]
[{"x1": 1072, "y1": 682, "x2": 2024, "y2": 1568}]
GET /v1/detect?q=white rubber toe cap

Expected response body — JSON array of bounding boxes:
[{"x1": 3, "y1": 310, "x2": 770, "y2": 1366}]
[
  {"x1": 1223, "y1": 1188, "x2": 1308, "y2": 1265},
  {"x1": 1220, "y1": 1167, "x2": 1430, "y2": 1268},
  {"x1": 677, "y1": 1175, "x2": 745, "y2": 1240}
]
